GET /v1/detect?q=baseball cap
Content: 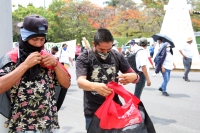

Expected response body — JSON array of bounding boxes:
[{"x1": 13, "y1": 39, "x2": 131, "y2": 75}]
[
  {"x1": 22, "y1": 15, "x2": 48, "y2": 33},
  {"x1": 139, "y1": 38, "x2": 148, "y2": 46},
  {"x1": 129, "y1": 40, "x2": 135, "y2": 45}
]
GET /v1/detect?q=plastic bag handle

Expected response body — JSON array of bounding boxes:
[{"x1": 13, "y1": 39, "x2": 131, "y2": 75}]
[{"x1": 106, "y1": 81, "x2": 140, "y2": 105}]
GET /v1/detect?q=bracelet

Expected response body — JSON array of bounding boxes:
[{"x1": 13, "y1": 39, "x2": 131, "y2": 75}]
[{"x1": 52, "y1": 60, "x2": 58, "y2": 68}]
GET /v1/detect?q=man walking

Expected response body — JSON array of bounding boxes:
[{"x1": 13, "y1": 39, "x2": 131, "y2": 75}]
[
  {"x1": 131, "y1": 38, "x2": 151, "y2": 99},
  {"x1": 179, "y1": 37, "x2": 194, "y2": 82}
]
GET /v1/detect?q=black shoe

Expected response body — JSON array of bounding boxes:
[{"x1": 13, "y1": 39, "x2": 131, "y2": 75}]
[
  {"x1": 158, "y1": 88, "x2": 162, "y2": 92},
  {"x1": 185, "y1": 79, "x2": 190, "y2": 82},
  {"x1": 163, "y1": 92, "x2": 169, "y2": 96},
  {"x1": 183, "y1": 77, "x2": 185, "y2": 79}
]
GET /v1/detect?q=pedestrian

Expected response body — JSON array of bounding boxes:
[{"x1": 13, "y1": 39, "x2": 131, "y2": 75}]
[
  {"x1": 121, "y1": 43, "x2": 126, "y2": 55},
  {"x1": 152, "y1": 38, "x2": 164, "y2": 76},
  {"x1": 59, "y1": 43, "x2": 73, "y2": 67},
  {"x1": 75, "y1": 43, "x2": 81, "y2": 60},
  {"x1": 51, "y1": 46, "x2": 59, "y2": 60},
  {"x1": 149, "y1": 43, "x2": 155, "y2": 58},
  {"x1": 158, "y1": 43, "x2": 176, "y2": 96},
  {"x1": 179, "y1": 37, "x2": 194, "y2": 82},
  {"x1": 131, "y1": 38, "x2": 151, "y2": 99},
  {"x1": 112, "y1": 40, "x2": 119, "y2": 51},
  {"x1": 76, "y1": 28, "x2": 139, "y2": 131},
  {"x1": 0, "y1": 15, "x2": 71, "y2": 133}
]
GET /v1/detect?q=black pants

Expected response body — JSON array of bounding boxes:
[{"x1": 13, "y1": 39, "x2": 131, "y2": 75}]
[
  {"x1": 183, "y1": 57, "x2": 192, "y2": 80},
  {"x1": 134, "y1": 72, "x2": 146, "y2": 99}
]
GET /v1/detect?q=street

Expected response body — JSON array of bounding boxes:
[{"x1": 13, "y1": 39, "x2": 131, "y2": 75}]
[{"x1": 58, "y1": 66, "x2": 200, "y2": 133}]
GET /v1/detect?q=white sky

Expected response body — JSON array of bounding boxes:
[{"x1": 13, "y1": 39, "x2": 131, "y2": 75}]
[{"x1": 12, "y1": 0, "x2": 142, "y2": 10}]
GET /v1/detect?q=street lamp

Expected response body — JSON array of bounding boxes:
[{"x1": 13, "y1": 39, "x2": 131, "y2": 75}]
[{"x1": 44, "y1": 0, "x2": 46, "y2": 18}]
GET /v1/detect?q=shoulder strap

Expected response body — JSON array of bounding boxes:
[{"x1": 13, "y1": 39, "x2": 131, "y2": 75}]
[
  {"x1": 110, "y1": 50, "x2": 119, "y2": 68},
  {"x1": 134, "y1": 49, "x2": 143, "y2": 55},
  {"x1": 90, "y1": 50, "x2": 111, "y2": 82}
]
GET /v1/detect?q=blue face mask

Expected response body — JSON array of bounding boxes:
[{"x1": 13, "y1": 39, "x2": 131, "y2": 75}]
[{"x1": 63, "y1": 47, "x2": 67, "y2": 51}]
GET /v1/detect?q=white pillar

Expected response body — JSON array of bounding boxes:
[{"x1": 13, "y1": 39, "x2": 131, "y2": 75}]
[
  {"x1": 0, "y1": 0, "x2": 12, "y2": 132},
  {"x1": 160, "y1": 0, "x2": 200, "y2": 69}
]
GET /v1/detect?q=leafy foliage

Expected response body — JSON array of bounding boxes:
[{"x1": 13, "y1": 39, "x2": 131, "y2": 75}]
[{"x1": 12, "y1": 0, "x2": 200, "y2": 43}]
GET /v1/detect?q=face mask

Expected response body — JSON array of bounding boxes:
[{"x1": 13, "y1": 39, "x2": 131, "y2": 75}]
[
  {"x1": 63, "y1": 47, "x2": 67, "y2": 51},
  {"x1": 166, "y1": 47, "x2": 170, "y2": 52},
  {"x1": 95, "y1": 50, "x2": 110, "y2": 60}
]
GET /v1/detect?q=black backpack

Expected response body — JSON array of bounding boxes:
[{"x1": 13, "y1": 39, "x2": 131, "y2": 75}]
[{"x1": 127, "y1": 49, "x2": 143, "y2": 73}]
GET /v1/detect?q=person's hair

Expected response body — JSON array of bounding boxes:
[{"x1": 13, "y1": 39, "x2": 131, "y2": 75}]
[
  {"x1": 51, "y1": 46, "x2": 58, "y2": 51},
  {"x1": 62, "y1": 43, "x2": 67, "y2": 47},
  {"x1": 158, "y1": 38, "x2": 162, "y2": 42},
  {"x1": 94, "y1": 28, "x2": 114, "y2": 46}
]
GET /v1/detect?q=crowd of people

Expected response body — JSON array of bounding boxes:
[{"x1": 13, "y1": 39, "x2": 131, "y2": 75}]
[{"x1": 0, "y1": 14, "x2": 196, "y2": 133}]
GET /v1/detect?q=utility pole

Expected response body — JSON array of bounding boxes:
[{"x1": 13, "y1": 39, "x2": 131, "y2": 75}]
[{"x1": 0, "y1": 0, "x2": 12, "y2": 132}]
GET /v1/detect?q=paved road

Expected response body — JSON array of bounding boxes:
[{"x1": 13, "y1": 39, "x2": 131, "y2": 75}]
[{"x1": 58, "y1": 66, "x2": 200, "y2": 133}]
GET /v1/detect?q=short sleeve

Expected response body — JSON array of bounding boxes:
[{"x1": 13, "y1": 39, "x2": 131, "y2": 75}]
[
  {"x1": 0, "y1": 62, "x2": 15, "y2": 77},
  {"x1": 114, "y1": 51, "x2": 130, "y2": 73},
  {"x1": 138, "y1": 50, "x2": 148, "y2": 67},
  {"x1": 76, "y1": 52, "x2": 89, "y2": 79}
]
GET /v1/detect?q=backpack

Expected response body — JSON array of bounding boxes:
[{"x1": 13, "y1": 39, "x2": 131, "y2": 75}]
[{"x1": 127, "y1": 49, "x2": 143, "y2": 73}]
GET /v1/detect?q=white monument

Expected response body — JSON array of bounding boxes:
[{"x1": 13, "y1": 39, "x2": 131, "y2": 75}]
[{"x1": 160, "y1": 0, "x2": 200, "y2": 69}]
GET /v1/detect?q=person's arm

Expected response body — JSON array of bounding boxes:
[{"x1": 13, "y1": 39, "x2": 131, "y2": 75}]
[
  {"x1": 173, "y1": 63, "x2": 176, "y2": 69},
  {"x1": 148, "y1": 57, "x2": 154, "y2": 68},
  {"x1": 179, "y1": 50, "x2": 186, "y2": 58},
  {"x1": 54, "y1": 62, "x2": 71, "y2": 88},
  {"x1": 115, "y1": 52, "x2": 139, "y2": 85},
  {"x1": 41, "y1": 54, "x2": 71, "y2": 89},
  {"x1": 69, "y1": 57, "x2": 73, "y2": 66},
  {"x1": 77, "y1": 76, "x2": 112, "y2": 97},
  {"x1": 0, "y1": 52, "x2": 42, "y2": 94},
  {"x1": 141, "y1": 65, "x2": 151, "y2": 86}
]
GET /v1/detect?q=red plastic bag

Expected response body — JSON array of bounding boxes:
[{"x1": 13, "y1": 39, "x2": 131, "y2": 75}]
[{"x1": 87, "y1": 81, "x2": 156, "y2": 133}]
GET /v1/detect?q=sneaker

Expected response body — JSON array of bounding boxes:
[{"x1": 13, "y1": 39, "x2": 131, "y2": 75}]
[
  {"x1": 158, "y1": 88, "x2": 162, "y2": 92},
  {"x1": 183, "y1": 76, "x2": 185, "y2": 79},
  {"x1": 163, "y1": 92, "x2": 169, "y2": 96},
  {"x1": 185, "y1": 79, "x2": 190, "y2": 82}
]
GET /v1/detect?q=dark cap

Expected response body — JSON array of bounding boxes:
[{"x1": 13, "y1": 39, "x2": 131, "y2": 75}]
[
  {"x1": 139, "y1": 38, "x2": 148, "y2": 46},
  {"x1": 129, "y1": 39, "x2": 135, "y2": 45},
  {"x1": 22, "y1": 15, "x2": 48, "y2": 33}
]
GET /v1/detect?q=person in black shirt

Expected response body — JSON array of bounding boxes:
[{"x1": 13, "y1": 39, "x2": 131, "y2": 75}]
[{"x1": 76, "y1": 28, "x2": 140, "y2": 130}]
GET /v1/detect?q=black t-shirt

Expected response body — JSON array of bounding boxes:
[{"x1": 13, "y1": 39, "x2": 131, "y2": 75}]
[{"x1": 76, "y1": 50, "x2": 130, "y2": 117}]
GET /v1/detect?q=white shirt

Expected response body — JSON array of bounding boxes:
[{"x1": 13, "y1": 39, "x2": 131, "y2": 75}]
[
  {"x1": 112, "y1": 46, "x2": 119, "y2": 51},
  {"x1": 181, "y1": 43, "x2": 194, "y2": 58},
  {"x1": 153, "y1": 42, "x2": 164, "y2": 59},
  {"x1": 163, "y1": 52, "x2": 174, "y2": 70},
  {"x1": 58, "y1": 49, "x2": 71, "y2": 64},
  {"x1": 132, "y1": 45, "x2": 148, "y2": 72}
]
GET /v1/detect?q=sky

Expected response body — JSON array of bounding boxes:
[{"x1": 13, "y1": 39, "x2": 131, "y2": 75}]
[{"x1": 12, "y1": 0, "x2": 142, "y2": 10}]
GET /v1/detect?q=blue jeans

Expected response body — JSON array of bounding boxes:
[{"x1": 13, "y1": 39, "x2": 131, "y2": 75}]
[
  {"x1": 85, "y1": 117, "x2": 93, "y2": 130},
  {"x1": 134, "y1": 72, "x2": 146, "y2": 99},
  {"x1": 161, "y1": 68, "x2": 171, "y2": 92}
]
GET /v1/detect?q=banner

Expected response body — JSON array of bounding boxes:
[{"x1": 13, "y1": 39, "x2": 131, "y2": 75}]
[{"x1": 44, "y1": 39, "x2": 76, "y2": 59}]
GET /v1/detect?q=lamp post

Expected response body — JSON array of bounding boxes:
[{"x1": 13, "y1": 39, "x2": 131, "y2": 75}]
[
  {"x1": 0, "y1": 0, "x2": 12, "y2": 131},
  {"x1": 44, "y1": 0, "x2": 46, "y2": 18}
]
